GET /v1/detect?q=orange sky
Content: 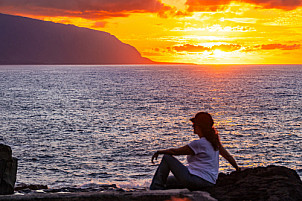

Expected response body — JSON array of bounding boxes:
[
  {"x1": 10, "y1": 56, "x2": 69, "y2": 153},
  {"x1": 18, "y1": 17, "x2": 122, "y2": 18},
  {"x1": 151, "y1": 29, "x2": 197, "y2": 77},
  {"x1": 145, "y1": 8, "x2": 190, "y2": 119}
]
[{"x1": 1, "y1": 0, "x2": 302, "y2": 64}]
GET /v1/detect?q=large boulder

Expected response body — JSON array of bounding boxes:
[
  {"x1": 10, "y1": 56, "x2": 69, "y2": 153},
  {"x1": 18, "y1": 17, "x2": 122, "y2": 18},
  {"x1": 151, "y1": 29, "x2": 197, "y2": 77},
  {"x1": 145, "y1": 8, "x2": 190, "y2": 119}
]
[
  {"x1": 209, "y1": 165, "x2": 302, "y2": 201},
  {"x1": 0, "y1": 144, "x2": 18, "y2": 195}
]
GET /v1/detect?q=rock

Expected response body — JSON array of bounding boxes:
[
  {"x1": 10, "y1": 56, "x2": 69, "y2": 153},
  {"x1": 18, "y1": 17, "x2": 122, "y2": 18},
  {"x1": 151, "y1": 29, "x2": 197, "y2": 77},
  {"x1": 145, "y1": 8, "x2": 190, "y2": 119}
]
[
  {"x1": 79, "y1": 183, "x2": 117, "y2": 190},
  {"x1": 0, "y1": 145, "x2": 12, "y2": 161},
  {"x1": 14, "y1": 183, "x2": 125, "y2": 194},
  {"x1": 2, "y1": 165, "x2": 301, "y2": 201},
  {"x1": 14, "y1": 183, "x2": 48, "y2": 191},
  {"x1": 0, "y1": 144, "x2": 18, "y2": 195},
  {"x1": 43, "y1": 184, "x2": 124, "y2": 193},
  {"x1": 208, "y1": 165, "x2": 302, "y2": 201},
  {"x1": 0, "y1": 189, "x2": 216, "y2": 201}
]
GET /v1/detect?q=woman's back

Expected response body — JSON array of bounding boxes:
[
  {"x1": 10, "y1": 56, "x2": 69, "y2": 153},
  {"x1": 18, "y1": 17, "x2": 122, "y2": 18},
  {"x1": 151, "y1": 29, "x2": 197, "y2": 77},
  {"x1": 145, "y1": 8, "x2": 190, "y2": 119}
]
[{"x1": 187, "y1": 137, "x2": 219, "y2": 184}]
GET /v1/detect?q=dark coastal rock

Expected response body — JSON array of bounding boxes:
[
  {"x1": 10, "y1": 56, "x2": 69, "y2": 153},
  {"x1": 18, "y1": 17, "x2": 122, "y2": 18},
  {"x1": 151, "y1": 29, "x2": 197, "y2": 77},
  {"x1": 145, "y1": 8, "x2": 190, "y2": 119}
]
[
  {"x1": 0, "y1": 189, "x2": 216, "y2": 201},
  {"x1": 44, "y1": 184, "x2": 124, "y2": 193},
  {"x1": 209, "y1": 165, "x2": 302, "y2": 201},
  {"x1": 14, "y1": 183, "x2": 48, "y2": 191},
  {"x1": 0, "y1": 144, "x2": 18, "y2": 195},
  {"x1": 14, "y1": 183, "x2": 123, "y2": 194},
  {"x1": 2, "y1": 166, "x2": 301, "y2": 201}
]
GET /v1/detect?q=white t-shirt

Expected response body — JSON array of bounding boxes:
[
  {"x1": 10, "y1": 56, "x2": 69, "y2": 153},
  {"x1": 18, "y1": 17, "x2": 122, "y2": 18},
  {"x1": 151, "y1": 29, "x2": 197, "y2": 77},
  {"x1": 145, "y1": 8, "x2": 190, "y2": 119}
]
[{"x1": 187, "y1": 137, "x2": 219, "y2": 184}]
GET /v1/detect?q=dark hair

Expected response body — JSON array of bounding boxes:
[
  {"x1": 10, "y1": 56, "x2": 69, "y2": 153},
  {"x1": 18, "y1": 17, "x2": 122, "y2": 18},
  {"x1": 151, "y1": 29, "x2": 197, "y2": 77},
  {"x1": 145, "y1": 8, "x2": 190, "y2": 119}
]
[{"x1": 190, "y1": 112, "x2": 220, "y2": 151}]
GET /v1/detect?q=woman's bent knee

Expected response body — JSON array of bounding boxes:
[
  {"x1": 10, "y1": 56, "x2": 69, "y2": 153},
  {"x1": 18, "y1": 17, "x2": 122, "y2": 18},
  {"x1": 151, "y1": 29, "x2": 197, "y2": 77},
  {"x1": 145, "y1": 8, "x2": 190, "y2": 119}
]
[{"x1": 163, "y1": 154, "x2": 174, "y2": 160}]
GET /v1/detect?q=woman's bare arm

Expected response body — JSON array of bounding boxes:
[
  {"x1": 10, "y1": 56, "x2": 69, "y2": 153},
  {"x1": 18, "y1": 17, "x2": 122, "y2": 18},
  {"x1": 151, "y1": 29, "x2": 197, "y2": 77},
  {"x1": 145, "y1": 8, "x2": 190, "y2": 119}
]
[
  {"x1": 151, "y1": 145, "x2": 194, "y2": 163},
  {"x1": 219, "y1": 145, "x2": 240, "y2": 171}
]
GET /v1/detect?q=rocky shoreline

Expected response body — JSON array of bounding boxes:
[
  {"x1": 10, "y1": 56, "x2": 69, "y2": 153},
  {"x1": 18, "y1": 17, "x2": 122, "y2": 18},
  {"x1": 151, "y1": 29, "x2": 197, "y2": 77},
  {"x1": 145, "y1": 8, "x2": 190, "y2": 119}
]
[
  {"x1": 0, "y1": 189, "x2": 216, "y2": 201},
  {"x1": 0, "y1": 165, "x2": 301, "y2": 201}
]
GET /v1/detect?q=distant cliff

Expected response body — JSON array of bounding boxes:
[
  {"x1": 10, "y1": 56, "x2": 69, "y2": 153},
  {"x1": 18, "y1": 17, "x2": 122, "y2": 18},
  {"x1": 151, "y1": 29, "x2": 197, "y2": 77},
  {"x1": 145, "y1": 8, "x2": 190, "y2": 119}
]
[{"x1": 0, "y1": 13, "x2": 153, "y2": 64}]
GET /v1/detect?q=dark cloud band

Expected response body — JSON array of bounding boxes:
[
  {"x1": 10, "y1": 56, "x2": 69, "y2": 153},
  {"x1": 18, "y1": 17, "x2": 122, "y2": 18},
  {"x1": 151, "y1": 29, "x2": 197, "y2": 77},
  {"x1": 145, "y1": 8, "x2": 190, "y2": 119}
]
[
  {"x1": 186, "y1": 0, "x2": 302, "y2": 11},
  {"x1": 0, "y1": 0, "x2": 170, "y2": 19}
]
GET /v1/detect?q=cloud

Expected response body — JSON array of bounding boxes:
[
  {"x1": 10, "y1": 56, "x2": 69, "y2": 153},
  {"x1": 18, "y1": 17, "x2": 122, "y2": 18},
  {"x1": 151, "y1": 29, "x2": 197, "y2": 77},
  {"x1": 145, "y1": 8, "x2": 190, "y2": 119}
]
[
  {"x1": 173, "y1": 43, "x2": 301, "y2": 53},
  {"x1": 0, "y1": 0, "x2": 170, "y2": 19},
  {"x1": 185, "y1": 0, "x2": 233, "y2": 11},
  {"x1": 242, "y1": 43, "x2": 301, "y2": 52},
  {"x1": 245, "y1": 0, "x2": 302, "y2": 10},
  {"x1": 185, "y1": 0, "x2": 302, "y2": 11},
  {"x1": 92, "y1": 21, "x2": 108, "y2": 28},
  {"x1": 212, "y1": 44, "x2": 241, "y2": 52},
  {"x1": 259, "y1": 43, "x2": 301, "y2": 50},
  {"x1": 173, "y1": 44, "x2": 211, "y2": 52},
  {"x1": 172, "y1": 44, "x2": 242, "y2": 52}
]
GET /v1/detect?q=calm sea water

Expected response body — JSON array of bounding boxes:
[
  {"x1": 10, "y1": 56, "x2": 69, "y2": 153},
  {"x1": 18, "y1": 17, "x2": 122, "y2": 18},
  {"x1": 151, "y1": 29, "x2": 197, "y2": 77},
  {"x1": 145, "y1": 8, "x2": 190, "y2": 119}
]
[{"x1": 0, "y1": 64, "x2": 301, "y2": 188}]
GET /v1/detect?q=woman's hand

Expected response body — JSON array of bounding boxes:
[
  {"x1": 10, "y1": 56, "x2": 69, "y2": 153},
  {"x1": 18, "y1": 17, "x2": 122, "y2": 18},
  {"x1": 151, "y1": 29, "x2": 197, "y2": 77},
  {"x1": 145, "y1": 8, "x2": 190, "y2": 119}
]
[
  {"x1": 151, "y1": 146, "x2": 194, "y2": 164},
  {"x1": 151, "y1": 151, "x2": 159, "y2": 164}
]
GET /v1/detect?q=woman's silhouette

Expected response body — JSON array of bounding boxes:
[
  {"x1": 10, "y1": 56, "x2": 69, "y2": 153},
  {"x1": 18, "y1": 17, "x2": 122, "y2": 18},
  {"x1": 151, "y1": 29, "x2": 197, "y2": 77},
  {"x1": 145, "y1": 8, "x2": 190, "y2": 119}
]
[{"x1": 150, "y1": 112, "x2": 239, "y2": 190}]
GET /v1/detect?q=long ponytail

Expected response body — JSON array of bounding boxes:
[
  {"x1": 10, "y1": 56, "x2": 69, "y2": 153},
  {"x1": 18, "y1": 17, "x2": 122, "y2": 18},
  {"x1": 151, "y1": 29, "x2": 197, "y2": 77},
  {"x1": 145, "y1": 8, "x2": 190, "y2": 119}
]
[{"x1": 199, "y1": 126, "x2": 220, "y2": 151}]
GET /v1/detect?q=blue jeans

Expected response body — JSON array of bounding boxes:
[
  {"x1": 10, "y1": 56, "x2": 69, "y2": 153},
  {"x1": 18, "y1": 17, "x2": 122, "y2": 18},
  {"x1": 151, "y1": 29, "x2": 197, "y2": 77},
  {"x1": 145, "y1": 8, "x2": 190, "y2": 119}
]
[{"x1": 150, "y1": 154, "x2": 214, "y2": 191}]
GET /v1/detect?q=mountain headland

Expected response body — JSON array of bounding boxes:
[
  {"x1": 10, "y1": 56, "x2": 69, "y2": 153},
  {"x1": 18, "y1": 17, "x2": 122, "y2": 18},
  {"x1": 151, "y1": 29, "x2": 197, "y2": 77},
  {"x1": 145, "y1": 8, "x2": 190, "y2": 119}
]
[{"x1": 0, "y1": 13, "x2": 153, "y2": 65}]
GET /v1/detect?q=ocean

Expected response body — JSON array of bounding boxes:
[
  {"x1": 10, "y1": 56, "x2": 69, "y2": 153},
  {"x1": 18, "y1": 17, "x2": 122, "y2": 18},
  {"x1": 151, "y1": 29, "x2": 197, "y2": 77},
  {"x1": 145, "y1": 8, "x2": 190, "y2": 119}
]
[{"x1": 0, "y1": 64, "x2": 301, "y2": 189}]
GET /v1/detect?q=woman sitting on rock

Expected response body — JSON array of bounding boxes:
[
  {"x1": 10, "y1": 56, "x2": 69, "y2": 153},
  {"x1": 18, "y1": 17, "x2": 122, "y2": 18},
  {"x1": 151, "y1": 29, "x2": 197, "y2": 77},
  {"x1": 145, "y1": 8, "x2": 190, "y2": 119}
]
[{"x1": 150, "y1": 112, "x2": 240, "y2": 191}]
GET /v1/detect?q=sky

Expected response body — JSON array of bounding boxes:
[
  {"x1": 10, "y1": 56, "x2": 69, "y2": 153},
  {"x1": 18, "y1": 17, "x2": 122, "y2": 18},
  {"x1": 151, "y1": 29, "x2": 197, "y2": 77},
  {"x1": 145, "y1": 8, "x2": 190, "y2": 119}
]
[{"x1": 1, "y1": 0, "x2": 302, "y2": 64}]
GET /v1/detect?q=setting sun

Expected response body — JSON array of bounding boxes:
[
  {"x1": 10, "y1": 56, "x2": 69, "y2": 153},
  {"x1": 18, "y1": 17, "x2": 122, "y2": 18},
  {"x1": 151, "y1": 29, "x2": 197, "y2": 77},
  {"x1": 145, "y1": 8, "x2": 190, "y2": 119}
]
[{"x1": 212, "y1": 49, "x2": 226, "y2": 58}]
